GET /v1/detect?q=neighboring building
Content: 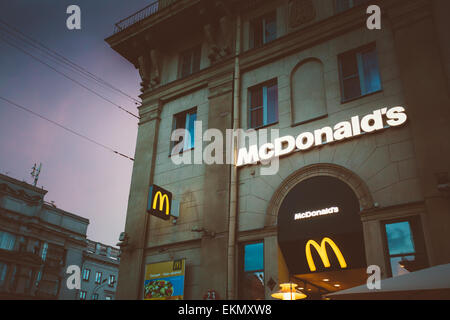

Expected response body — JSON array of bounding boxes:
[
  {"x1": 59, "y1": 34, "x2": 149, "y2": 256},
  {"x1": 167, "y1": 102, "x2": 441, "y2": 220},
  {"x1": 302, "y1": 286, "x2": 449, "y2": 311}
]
[
  {"x1": 78, "y1": 240, "x2": 120, "y2": 300},
  {"x1": 106, "y1": 0, "x2": 450, "y2": 299},
  {"x1": 0, "y1": 173, "x2": 89, "y2": 299}
]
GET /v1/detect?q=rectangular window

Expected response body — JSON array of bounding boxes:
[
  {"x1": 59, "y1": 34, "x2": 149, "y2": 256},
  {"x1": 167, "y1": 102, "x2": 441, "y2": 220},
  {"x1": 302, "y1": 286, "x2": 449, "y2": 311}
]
[
  {"x1": 79, "y1": 290, "x2": 87, "y2": 300},
  {"x1": 335, "y1": 0, "x2": 370, "y2": 13},
  {"x1": 108, "y1": 275, "x2": 116, "y2": 287},
  {"x1": 0, "y1": 263, "x2": 7, "y2": 287},
  {"x1": 92, "y1": 293, "x2": 99, "y2": 300},
  {"x1": 179, "y1": 46, "x2": 201, "y2": 79},
  {"x1": 383, "y1": 217, "x2": 427, "y2": 277},
  {"x1": 0, "y1": 231, "x2": 16, "y2": 251},
  {"x1": 82, "y1": 268, "x2": 91, "y2": 281},
  {"x1": 239, "y1": 241, "x2": 265, "y2": 300},
  {"x1": 105, "y1": 296, "x2": 112, "y2": 300},
  {"x1": 250, "y1": 11, "x2": 277, "y2": 49},
  {"x1": 248, "y1": 80, "x2": 278, "y2": 129},
  {"x1": 171, "y1": 108, "x2": 197, "y2": 155},
  {"x1": 95, "y1": 272, "x2": 102, "y2": 284},
  {"x1": 338, "y1": 43, "x2": 382, "y2": 102},
  {"x1": 41, "y1": 242, "x2": 48, "y2": 261}
]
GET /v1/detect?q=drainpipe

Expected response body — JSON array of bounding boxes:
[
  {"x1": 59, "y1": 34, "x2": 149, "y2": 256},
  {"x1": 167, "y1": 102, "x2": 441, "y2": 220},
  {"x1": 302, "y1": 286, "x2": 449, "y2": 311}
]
[{"x1": 227, "y1": 13, "x2": 241, "y2": 300}]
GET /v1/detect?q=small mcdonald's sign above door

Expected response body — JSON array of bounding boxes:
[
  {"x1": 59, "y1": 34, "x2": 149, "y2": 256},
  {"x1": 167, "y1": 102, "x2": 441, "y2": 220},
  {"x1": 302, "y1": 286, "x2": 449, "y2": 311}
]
[{"x1": 147, "y1": 185, "x2": 172, "y2": 220}]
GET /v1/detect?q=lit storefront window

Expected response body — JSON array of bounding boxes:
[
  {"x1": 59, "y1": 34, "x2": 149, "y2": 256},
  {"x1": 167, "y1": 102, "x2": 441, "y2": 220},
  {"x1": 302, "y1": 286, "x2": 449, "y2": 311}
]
[{"x1": 240, "y1": 242, "x2": 265, "y2": 300}]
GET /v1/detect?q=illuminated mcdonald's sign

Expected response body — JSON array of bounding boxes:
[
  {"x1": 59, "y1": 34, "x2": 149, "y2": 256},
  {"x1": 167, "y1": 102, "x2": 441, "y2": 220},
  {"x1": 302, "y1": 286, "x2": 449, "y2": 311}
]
[
  {"x1": 305, "y1": 237, "x2": 347, "y2": 272},
  {"x1": 147, "y1": 185, "x2": 172, "y2": 220}
]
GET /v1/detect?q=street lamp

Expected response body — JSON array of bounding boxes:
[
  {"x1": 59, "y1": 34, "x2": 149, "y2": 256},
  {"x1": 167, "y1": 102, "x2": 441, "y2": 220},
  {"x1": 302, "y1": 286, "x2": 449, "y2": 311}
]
[{"x1": 271, "y1": 283, "x2": 307, "y2": 300}]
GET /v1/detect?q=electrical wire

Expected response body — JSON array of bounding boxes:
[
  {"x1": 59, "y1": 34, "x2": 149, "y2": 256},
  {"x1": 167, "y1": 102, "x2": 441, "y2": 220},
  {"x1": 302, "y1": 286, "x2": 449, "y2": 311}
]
[
  {"x1": 0, "y1": 18, "x2": 141, "y2": 106},
  {"x1": 0, "y1": 95, "x2": 135, "y2": 162}
]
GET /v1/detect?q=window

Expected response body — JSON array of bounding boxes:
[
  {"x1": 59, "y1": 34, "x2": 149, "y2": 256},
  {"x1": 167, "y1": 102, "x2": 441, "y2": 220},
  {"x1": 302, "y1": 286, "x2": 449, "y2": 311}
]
[
  {"x1": 79, "y1": 290, "x2": 87, "y2": 300},
  {"x1": 179, "y1": 46, "x2": 201, "y2": 79},
  {"x1": 0, "y1": 231, "x2": 16, "y2": 251},
  {"x1": 248, "y1": 80, "x2": 278, "y2": 129},
  {"x1": 105, "y1": 296, "x2": 112, "y2": 300},
  {"x1": 239, "y1": 242, "x2": 265, "y2": 300},
  {"x1": 338, "y1": 43, "x2": 382, "y2": 102},
  {"x1": 108, "y1": 275, "x2": 116, "y2": 287},
  {"x1": 171, "y1": 108, "x2": 197, "y2": 155},
  {"x1": 82, "y1": 268, "x2": 91, "y2": 281},
  {"x1": 0, "y1": 263, "x2": 7, "y2": 287},
  {"x1": 335, "y1": 0, "x2": 370, "y2": 13},
  {"x1": 384, "y1": 218, "x2": 427, "y2": 277},
  {"x1": 41, "y1": 242, "x2": 48, "y2": 261},
  {"x1": 250, "y1": 11, "x2": 277, "y2": 49},
  {"x1": 95, "y1": 272, "x2": 102, "y2": 284},
  {"x1": 92, "y1": 293, "x2": 99, "y2": 300}
]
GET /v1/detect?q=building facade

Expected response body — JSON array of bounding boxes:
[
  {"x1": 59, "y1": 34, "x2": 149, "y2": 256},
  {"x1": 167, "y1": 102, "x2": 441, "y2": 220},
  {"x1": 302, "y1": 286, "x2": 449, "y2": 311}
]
[
  {"x1": 106, "y1": 0, "x2": 450, "y2": 299},
  {"x1": 78, "y1": 240, "x2": 120, "y2": 300},
  {"x1": 0, "y1": 173, "x2": 89, "y2": 299}
]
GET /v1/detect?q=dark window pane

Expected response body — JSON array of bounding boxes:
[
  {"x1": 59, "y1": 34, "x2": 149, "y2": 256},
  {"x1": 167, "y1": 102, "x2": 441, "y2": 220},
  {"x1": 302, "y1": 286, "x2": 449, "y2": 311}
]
[
  {"x1": 264, "y1": 14, "x2": 277, "y2": 43},
  {"x1": 385, "y1": 222, "x2": 415, "y2": 255},
  {"x1": 341, "y1": 52, "x2": 359, "y2": 78},
  {"x1": 266, "y1": 84, "x2": 278, "y2": 124},
  {"x1": 250, "y1": 87, "x2": 263, "y2": 108},
  {"x1": 242, "y1": 271, "x2": 265, "y2": 300},
  {"x1": 251, "y1": 19, "x2": 263, "y2": 49},
  {"x1": 250, "y1": 108, "x2": 263, "y2": 128},
  {"x1": 361, "y1": 49, "x2": 381, "y2": 94},
  {"x1": 343, "y1": 77, "x2": 361, "y2": 100},
  {"x1": 336, "y1": 0, "x2": 350, "y2": 12},
  {"x1": 193, "y1": 46, "x2": 201, "y2": 73},
  {"x1": 244, "y1": 242, "x2": 264, "y2": 272}
]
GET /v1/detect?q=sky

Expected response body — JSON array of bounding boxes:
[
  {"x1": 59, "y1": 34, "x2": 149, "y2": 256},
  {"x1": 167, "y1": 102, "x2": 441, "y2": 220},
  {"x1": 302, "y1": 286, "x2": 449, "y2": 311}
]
[{"x1": 0, "y1": 0, "x2": 152, "y2": 246}]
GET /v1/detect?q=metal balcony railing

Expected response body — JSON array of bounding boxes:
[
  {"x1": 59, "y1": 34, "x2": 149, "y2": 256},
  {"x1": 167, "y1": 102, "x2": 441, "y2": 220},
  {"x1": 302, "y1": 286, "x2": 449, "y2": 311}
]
[{"x1": 113, "y1": 0, "x2": 180, "y2": 34}]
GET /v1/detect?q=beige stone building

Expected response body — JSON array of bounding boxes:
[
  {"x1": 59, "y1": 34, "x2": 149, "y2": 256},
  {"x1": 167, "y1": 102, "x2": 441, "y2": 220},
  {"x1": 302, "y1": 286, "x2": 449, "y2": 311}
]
[{"x1": 106, "y1": 0, "x2": 450, "y2": 299}]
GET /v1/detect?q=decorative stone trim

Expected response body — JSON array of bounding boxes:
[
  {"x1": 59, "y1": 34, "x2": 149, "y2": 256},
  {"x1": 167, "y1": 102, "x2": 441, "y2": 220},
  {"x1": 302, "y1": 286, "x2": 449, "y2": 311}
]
[{"x1": 265, "y1": 163, "x2": 374, "y2": 227}]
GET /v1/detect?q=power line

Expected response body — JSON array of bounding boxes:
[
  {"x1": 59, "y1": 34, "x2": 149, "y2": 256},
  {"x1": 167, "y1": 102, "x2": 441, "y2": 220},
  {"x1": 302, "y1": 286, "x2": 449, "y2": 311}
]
[
  {"x1": 0, "y1": 18, "x2": 142, "y2": 106},
  {"x1": 0, "y1": 34, "x2": 140, "y2": 120},
  {"x1": 0, "y1": 95, "x2": 135, "y2": 162}
]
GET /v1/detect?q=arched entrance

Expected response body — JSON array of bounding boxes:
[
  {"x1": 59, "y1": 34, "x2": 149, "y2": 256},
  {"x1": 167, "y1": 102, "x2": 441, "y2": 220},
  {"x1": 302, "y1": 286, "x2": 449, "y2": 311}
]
[{"x1": 267, "y1": 164, "x2": 374, "y2": 299}]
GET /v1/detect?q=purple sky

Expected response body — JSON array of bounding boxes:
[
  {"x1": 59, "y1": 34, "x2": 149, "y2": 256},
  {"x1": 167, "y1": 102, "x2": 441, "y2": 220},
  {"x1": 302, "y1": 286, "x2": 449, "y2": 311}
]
[{"x1": 0, "y1": 1, "x2": 152, "y2": 246}]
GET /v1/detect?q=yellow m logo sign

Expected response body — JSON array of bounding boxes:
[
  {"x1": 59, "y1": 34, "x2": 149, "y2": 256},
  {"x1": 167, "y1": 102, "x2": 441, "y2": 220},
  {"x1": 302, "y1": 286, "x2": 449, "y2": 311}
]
[
  {"x1": 153, "y1": 191, "x2": 170, "y2": 215},
  {"x1": 305, "y1": 237, "x2": 347, "y2": 272}
]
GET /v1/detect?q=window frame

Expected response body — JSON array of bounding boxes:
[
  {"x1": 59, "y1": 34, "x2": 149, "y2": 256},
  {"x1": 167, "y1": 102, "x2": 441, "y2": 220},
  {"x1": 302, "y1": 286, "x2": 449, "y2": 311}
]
[
  {"x1": 95, "y1": 271, "x2": 103, "y2": 285},
  {"x1": 338, "y1": 42, "x2": 382, "y2": 103},
  {"x1": 248, "y1": 79, "x2": 279, "y2": 130},
  {"x1": 382, "y1": 216, "x2": 428, "y2": 277},
  {"x1": 238, "y1": 240, "x2": 265, "y2": 300},
  {"x1": 92, "y1": 293, "x2": 99, "y2": 300},
  {"x1": 334, "y1": 0, "x2": 370, "y2": 14},
  {"x1": 108, "y1": 274, "x2": 116, "y2": 287},
  {"x1": 170, "y1": 107, "x2": 198, "y2": 156},
  {"x1": 178, "y1": 45, "x2": 202, "y2": 79},
  {"x1": 79, "y1": 290, "x2": 87, "y2": 300},
  {"x1": 82, "y1": 268, "x2": 91, "y2": 282},
  {"x1": 250, "y1": 11, "x2": 277, "y2": 49}
]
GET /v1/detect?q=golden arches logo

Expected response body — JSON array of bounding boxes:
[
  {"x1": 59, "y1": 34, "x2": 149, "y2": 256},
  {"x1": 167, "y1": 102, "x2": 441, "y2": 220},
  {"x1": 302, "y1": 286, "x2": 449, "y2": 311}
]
[
  {"x1": 153, "y1": 191, "x2": 170, "y2": 215},
  {"x1": 305, "y1": 237, "x2": 347, "y2": 272}
]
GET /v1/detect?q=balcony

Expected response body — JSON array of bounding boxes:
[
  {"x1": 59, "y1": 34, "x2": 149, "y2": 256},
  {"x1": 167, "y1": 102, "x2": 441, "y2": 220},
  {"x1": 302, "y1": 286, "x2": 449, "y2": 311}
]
[{"x1": 113, "y1": 0, "x2": 181, "y2": 34}]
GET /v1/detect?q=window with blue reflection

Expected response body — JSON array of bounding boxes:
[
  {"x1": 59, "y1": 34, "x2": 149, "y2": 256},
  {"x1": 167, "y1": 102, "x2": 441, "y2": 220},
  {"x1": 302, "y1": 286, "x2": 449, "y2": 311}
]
[
  {"x1": 339, "y1": 43, "x2": 382, "y2": 102},
  {"x1": 385, "y1": 222, "x2": 415, "y2": 255},
  {"x1": 244, "y1": 242, "x2": 264, "y2": 272}
]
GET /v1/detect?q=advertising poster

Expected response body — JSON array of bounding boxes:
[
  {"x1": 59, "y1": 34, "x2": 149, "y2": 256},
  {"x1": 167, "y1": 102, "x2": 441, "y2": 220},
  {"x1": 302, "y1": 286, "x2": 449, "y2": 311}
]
[{"x1": 144, "y1": 259, "x2": 185, "y2": 300}]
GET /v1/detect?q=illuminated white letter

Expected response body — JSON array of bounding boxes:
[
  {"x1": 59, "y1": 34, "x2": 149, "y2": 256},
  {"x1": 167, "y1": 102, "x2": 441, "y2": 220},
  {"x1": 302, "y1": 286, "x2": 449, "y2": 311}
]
[
  {"x1": 236, "y1": 145, "x2": 260, "y2": 166},
  {"x1": 274, "y1": 136, "x2": 296, "y2": 157},
  {"x1": 386, "y1": 106, "x2": 407, "y2": 127},
  {"x1": 314, "y1": 126, "x2": 334, "y2": 146},
  {"x1": 295, "y1": 132, "x2": 315, "y2": 150},
  {"x1": 333, "y1": 121, "x2": 353, "y2": 141},
  {"x1": 66, "y1": 265, "x2": 81, "y2": 290},
  {"x1": 367, "y1": 265, "x2": 381, "y2": 290},
  {"x1": 361, "y1": 109, "x2": 384, "y2": 133},
  {"x1": 366, "y1": 5, "x2": 381, "y2": 30},
  {"x1": 259, "y1": 143, "x2": 275, "y2": 161}
]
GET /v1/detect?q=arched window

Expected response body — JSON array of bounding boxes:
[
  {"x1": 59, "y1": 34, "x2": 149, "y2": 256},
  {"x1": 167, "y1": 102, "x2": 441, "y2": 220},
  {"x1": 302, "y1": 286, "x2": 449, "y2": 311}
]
[{"x1": 291, "y1": 58, "x2": 327, "y2": 125}]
